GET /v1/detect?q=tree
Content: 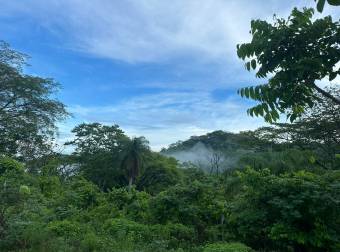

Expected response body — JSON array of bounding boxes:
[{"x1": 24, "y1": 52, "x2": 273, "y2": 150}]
[
  {"x1": 294, "y1": 87, "x2": 340, "y2": 167},
  {"x1": 0, "y1": 41, "x2": 68, "y2": 161},
  {"x1": 284, "y1": 90, "x2": 339, "y2": 168},
  {"x1": 252, "y1": 87, "x2": 340, "y2": 169},
  {"x1": 207, "y1": 151, "x2": 223, "y2": 175},
  {"x1": 237, "y1": 8, "x2": 340, "y2": 122},
  {"x1": 121, "y1": 137, "x2": 150, "y2": 189},
  {"x1": 66, "y1": 123, "x2": 128, "y2": 155},
  {"x1": 65, "y1": 123, "x2": 129, "y2": 190},
  {"x1": 137, "y1": 153, "x2": 181, "y2": 194}
]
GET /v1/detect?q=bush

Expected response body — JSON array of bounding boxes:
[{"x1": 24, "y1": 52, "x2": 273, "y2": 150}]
[
  {"x1": 80, "y1": 232, "x2": 105, "y2": 252},
  {"x1": 107, "y1": 187, "x2": 151, "y2": 221},
  {"x1": 228, "y1": 168, "x2": 340, "y2": 251},
  {"x1": 63, "y1": 177, "x2": 101, "y2": 209},
  {"x1": 203, "y1": 242, "x2": 252, "y2": 252},
  {"x1": 164, "y1": 223, "x2": 196, "y2": 245},
  {"x1": 47, "y1": 220, "x2": 83, "y2": 239},
  {"x1": 104, "y1": 218, "x2": 196, "y2": 250},
  {"x1": 104, "y1": 218, "x2": 152, "y2": 241}
]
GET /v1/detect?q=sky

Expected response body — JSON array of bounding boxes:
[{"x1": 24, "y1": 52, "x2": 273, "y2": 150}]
[{"x1": 0, "y1": 0, "x2": 338, "y2": 151}]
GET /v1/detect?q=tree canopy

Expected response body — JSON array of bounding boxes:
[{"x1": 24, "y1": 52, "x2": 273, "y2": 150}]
[{"x1": 0, "y1": 41, "x2": 68, "y2": 161}]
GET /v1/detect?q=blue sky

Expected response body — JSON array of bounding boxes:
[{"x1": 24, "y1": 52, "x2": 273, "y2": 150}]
[{"x1": 0, "y1": 0, "x2": 337, "y2": 150}]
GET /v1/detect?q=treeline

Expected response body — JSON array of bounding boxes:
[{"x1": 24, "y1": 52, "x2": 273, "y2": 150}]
[{"x1": 1, "y1": 134, "x2": 340, "y2": 251}]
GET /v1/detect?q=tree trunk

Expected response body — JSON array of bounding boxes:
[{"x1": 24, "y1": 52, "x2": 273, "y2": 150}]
[{"x1": 128, "y1": 177, "x2": 133, "y2": 191}]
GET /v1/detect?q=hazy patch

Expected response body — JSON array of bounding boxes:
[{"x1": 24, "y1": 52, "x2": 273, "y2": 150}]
[{"x1": 163, "y1": 141, "x2": 247, "y2": 172}]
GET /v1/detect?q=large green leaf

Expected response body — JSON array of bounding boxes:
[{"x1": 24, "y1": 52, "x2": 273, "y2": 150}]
[
  {"x1": 327, "y1": 0, "x2": 340, "y2": 6},
  {"x1": 316, "y1": 0, "x2": 325, "y2": 12}
]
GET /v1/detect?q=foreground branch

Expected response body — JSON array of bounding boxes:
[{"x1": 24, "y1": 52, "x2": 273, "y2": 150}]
[{"x1": 313, "y1": 83, "x2": 340, "y2": 105}]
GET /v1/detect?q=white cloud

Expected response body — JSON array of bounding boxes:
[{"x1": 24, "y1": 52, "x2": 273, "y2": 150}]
[
  {"x1": 1, "y1": 0, "x2": 316, "y2": 64},
  {"x1": 62, "y1": 91, "x2": 265, "y2": 150}
]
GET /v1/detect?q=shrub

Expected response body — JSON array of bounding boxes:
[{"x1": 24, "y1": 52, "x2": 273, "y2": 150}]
[
  {"x1": 163, "y1": 223, "x2": 196, "y2": 248},
  {"x1": 63, "y1": 177, "x2": 101, "y2": 209},
  {"x1": 104, "y1": 218, "x2": 152, "y2": 241},
  {"x1": 47, "y1": 220, "x2": 83, "y2": 239},
  {"x1": 80, "y1": 232, "x2": 105, "y2": 252},
  {"x1": 107, "y1": 187, "x2": 151, "y2": 221},
  {"x1": 229, "y1": 168, "x2": 340, "y2": 251}
]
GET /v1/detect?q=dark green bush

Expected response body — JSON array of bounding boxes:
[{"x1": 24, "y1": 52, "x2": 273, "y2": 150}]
[{"x1": 228, "y1": 168, "x2": 340, "y2": 251}]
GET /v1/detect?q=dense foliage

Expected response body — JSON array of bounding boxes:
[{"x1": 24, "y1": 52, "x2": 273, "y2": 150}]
[{"x1": 1, "y1": 151, "x2": 339, "y2": 251}]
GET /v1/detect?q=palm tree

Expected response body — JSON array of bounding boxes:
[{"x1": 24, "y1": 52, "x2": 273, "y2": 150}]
[{"x1": 121, "y1": 137, "x2": 150, "y2": 189}]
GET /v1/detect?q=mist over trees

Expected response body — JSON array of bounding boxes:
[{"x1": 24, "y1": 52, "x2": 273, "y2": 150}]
[{"x1": 0, "y1": 1, "x2": 339, "y2": 251}]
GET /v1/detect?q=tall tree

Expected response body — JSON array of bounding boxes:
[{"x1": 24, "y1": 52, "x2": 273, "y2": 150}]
[
  {"x1": 66, "y1": 123, "x2": 128, "y2": 155},
  {"x1": 65, "y1": 123, "x2": 129, "y2": 190},
  {"x1": 0, "y1": 41, "x2": 68, "y2": 161},
  {"x1": 121, "y1": 137, "x2": 150, "y2": 189},
  {"x1": 237, "y1": 8, "x2": 340, "y2": 122}
]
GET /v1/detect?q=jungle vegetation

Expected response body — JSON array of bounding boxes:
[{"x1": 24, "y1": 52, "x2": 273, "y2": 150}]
[{"x1": 0, "y1": 2, "x2": 339, "y2": 252}]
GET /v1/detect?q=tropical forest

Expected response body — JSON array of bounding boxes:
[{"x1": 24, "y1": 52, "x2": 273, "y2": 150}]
[{"x1": 0, "y1": 0, "x2": 339, "y2": 251}]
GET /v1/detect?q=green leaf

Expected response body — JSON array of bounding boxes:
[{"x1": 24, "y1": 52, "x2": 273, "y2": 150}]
[
  {"x1": 290, "y1": 113, "x2": 297, "y2": 123},
  {"x1": 316, "y1": 0, "x2": 326, "y2": 12},
  {"x1": 264, "y1": 113, "x2": 272, "y2": 123},
  {"x1": 262, "y1": 103, "x2": 269, "y2": 113},
  {"x1": 245, "y1": 87, "x2": 250, "y2": 98},
  {"x1": 240, "y1": 88, "x2": 245, "y2": 97},
  {"x1": 329, "y1": 72, "x2": 337, "y2": 81},
  {"x1": 236, "y1": 44, "x2": 241, "y2": 58},
  {"x1": 246, "y1": 62, "x2": 251, "y2": 71},
  {"x1": 251, "y1": 59, "x2": 256, "y2": 70},
  {"x1": 249, "y1": 87, "x2": 255, "y2": 99},
  {"x1": 271, "y1": 109, "x2": 280, "y2": 121},
  {"x1": 248, "y1": 108, "x2": 254, "y2": 117},
  {"x1": 258, "y1": 106, "x2": 264, "y2": 116},
  {"x1": 327, "y1": 0, "x2": 340, "y2": 6},
  {"x1": 255, "y1": 86, "x2": 260, "y2": 98}
]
